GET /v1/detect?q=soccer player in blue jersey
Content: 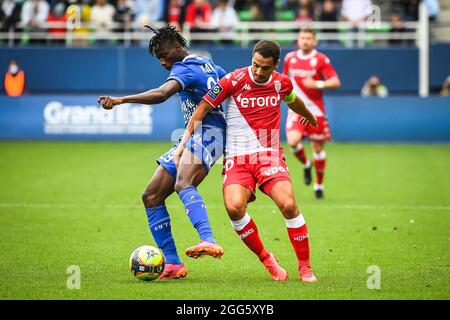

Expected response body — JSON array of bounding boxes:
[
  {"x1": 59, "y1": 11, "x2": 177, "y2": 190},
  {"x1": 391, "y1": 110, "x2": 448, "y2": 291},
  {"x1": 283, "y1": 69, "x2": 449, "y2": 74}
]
[{"x1": 98, "y1": 26, "x2": 226, "y2": 279}]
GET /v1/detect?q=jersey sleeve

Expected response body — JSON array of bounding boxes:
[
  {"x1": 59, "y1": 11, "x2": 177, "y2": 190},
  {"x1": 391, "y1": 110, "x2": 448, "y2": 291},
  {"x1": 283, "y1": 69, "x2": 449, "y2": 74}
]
[
  {"x1": 166, "y1": 63, "x2": 195, "y2": 90},
  {"x1": 282, "y1": 53, "x2": 291, "y2": 76},
  {"x1": 281, "y1": 75, "x2": 294, "y2": 100},
  {"x1": 203, "y1": 73, "x2": 233, "y2": 108},
  {"x1": 319, "y1": 55, "x2": 338, "y2": 80},
  {"x1": 216, "y1": 65, "x2": 227, "y2": 79}
]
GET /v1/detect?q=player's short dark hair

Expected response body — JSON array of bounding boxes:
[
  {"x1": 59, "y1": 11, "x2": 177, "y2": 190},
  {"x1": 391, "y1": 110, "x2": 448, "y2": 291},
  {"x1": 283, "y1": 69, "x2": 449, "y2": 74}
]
[
  {"x1": 252, "y1": 40, "x2": 281, "y2": 64},
  {"x1": 146, "y1": 25, "x2": 188, "y2": 56},
  {"x1": 299, "y1": 27, "x2": 317, "y2": 37}
]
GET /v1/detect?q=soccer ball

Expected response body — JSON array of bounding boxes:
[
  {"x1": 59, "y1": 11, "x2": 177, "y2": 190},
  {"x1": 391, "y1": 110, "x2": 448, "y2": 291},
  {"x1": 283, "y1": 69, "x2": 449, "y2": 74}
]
[{"x1": 129, "y1": 245, "x2": 165, "y2": 281}]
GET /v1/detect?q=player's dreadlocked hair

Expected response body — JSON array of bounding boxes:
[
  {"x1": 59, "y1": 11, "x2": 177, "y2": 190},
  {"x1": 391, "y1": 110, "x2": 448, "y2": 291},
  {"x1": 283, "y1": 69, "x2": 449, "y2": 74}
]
[{"x1": 145, "y1": 25, "x2": 188, "y2": 56}]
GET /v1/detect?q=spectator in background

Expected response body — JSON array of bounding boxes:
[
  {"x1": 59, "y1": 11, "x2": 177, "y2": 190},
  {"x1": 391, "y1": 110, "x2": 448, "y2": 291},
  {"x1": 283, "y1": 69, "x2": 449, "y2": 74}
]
[
  {"x1": 259, "y1": 0, "x2": 275, "y2": 21},
  {"x1": 424, "y1": 0, "x2": 439, "y2": 22},
  {"x1": 114, "y1": 0, "x2": 135, "y2": 35},
  {"x1": 234, "y1": 0, "x2": 254, "y2": 12},
  {"x1": 211, "y1": 0, "x2": 239, "y2": 32},
  {"x1": 341, "y1": 0, "x2": 372, "y2": 46},
  {"x1": 248, "y1": 2, "x2": 263, "y2": 21},
  {"x1": 439, "y1": 75, "x2": 450, "y2": 97},
  {"x1": 47, "y1": 1, "x2": 67, "y2": 41},
  {"x1": 282, "y1": 0, "x2": 300, "y2": 13},
  {"x1": 299, "y1": 0, "x2": 314, "y2": 15},
  {"x1": 90, "y1": 0, "x2": 115, "y2": 43},
  {"x1": 4, "y1": 59, "x2": 25, "y2": 97},
  {"x1": 21, "y1": 0, "x2": 50, "y2": 29},
  {"x1": 185, "y1": 0, "x2": 212, "y2": 31},
  {"x1": 341, "y1": 0, "x2": 372, "y2": 27},
  {"x1": 296, "y1": 7, "x2": 313, "y2": 23},
  {"x1": 0, "y1": 0, "x2": 22, "y2": 33},
  {"x1": 392, "y1": 0, "x2": 419, "y2": 21},
  {"x1": 361, "y1": 75, "x2": 389, "y2": 97},
  {"x1": 319, "y1": 0, "x2": 338, "y2": 44},
  {"x1": 319, "y1": 0, "x2": 338, "y2": 22},
  {"x1": 167, "y1": 0, "x2": 184, "y2": 31},
  {"x1": 135, "y1": 0, "x2": 165, "y2": 27},
  {"x1": 389, "y1": 9, "x2": 406, "y2": 45}
]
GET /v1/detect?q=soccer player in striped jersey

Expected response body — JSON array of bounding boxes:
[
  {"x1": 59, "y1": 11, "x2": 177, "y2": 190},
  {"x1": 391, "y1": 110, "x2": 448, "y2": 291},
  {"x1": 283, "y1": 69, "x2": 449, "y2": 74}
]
[
  {"x1": 283, "y1": 28, "x2": 341, "y2": 199},
  {"x1": 174, "y1": 40, "x2": 319, "y2": 282}
]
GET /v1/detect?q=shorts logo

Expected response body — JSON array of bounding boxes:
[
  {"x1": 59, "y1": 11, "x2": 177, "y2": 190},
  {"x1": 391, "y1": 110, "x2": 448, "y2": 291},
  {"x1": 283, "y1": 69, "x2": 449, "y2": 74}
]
[
  {"x1": 263, "y1": 166, "x2": 288, "y2": 176},
  {"x1": 225, "y1": 159, "x2": 234, "y2": 171},
  {"x1": 207, "y1": 84, "x2": 223, "y2": 100}
]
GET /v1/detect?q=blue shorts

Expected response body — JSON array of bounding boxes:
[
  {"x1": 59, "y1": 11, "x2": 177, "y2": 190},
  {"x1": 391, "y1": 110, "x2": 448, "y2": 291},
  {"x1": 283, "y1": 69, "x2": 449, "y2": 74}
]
[{"x1": 156, "y1": 125, "x2": 225, "y2": 180}]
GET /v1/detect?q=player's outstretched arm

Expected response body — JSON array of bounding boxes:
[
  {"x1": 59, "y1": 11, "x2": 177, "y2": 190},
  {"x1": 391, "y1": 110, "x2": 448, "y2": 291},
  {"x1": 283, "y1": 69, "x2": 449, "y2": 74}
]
[
  {"x1": 173, "y1": 99, "x2": 212, "y2": 167},
  {"x1": 302, "y1": 76, "x2": 341, "y2": 90},
  {"x1": 286, "y1": 95, "x2": 318, "y2": 127},
  {"x1": 97, "y1": 80, "x2": 182, "y2": 110}
]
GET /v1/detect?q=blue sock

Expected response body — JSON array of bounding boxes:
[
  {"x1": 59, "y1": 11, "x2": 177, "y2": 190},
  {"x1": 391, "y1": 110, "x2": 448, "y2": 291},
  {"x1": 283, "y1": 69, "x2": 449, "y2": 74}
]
[
  {"x1": 178, "y1": 186, "x2": 215, "y2": 243},
  {"x1": 145, "y1": 205, "x2": 182, "y2": 265}
]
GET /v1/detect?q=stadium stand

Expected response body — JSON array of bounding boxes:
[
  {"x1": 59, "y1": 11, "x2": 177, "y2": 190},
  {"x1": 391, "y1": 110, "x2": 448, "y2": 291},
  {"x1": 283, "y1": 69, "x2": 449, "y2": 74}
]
[{"x1": 1, "y1": 0, "x2": 443, "y2": 47}]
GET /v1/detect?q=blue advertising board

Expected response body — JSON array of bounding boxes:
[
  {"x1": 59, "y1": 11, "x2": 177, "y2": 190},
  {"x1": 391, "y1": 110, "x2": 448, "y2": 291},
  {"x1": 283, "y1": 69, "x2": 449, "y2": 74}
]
[
  {"x1": 0, "y1": 95, "x2": 184, "y2": 140},
  {"x1": 1, "y1": 95, "x2": 449, "y2": 142}
]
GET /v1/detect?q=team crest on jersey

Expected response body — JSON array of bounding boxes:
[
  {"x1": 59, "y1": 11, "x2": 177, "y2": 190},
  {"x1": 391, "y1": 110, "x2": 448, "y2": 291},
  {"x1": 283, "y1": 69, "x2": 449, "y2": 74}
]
[
  {"x1": 208, "y1": 83, "x2": 223, "y2": 100},
  {"x1": 274, "y1": 80, "x2": 281, "y2": 93},
  {"x1": 310, "y1": 58, "x2": 318, "y2": 67},
  {"x1": 232, "y1": 80, "x2": 237, "y2": 86}
]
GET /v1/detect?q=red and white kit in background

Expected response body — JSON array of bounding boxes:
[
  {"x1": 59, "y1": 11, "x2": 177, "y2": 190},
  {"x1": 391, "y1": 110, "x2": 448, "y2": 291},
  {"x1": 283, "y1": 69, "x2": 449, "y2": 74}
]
[
  {"x1": 203, "y1": 67, "x2": 294, "y2": 201},
  {"x1": 283, "y1": 49, "x2": 337, "y2": 141}
]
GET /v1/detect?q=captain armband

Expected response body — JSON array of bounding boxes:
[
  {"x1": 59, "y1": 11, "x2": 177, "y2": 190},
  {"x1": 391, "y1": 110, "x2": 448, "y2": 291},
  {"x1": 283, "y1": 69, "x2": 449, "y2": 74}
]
[{"x1": 283, "y1": 90, "x2": 296, "y2": 104}]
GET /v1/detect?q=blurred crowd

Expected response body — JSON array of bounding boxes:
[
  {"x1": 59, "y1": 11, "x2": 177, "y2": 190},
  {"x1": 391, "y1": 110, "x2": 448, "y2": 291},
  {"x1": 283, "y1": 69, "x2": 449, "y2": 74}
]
[{"x1": 0, "y1": 0, "x2": 427, "y2": 35}]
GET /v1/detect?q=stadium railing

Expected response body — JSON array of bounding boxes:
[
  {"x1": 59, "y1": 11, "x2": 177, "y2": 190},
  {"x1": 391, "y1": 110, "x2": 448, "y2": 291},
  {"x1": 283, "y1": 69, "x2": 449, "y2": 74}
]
[{"x1": 0, "y1": 20, "x2": 419, "y2": 48}]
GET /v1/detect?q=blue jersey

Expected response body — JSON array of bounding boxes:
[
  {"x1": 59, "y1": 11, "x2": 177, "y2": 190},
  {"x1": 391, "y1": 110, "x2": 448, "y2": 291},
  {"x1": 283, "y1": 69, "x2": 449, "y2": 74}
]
[{"x1": 167, "y1": 54, "x2": 227, "y2": 128}]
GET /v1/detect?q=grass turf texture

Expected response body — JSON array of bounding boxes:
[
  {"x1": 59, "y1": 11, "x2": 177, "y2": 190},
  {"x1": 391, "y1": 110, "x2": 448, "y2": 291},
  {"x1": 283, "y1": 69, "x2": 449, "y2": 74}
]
[{"x1": 0, "y1": 141, "x2": 449, "y2": 300}]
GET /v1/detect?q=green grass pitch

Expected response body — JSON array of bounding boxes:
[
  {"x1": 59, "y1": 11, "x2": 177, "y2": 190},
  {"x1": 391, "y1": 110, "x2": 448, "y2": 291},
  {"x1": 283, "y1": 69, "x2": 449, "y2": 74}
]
[{"x1": 0, "y1": 141, "x2": 449, "y2": 300}]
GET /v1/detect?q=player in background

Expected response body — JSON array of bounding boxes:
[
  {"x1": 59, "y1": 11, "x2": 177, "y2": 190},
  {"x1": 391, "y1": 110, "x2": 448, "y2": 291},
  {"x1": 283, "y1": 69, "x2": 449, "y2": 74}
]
[
  {"x1": 283, "y1": 28, "x2": 341, "y2": 199},
  {"x1": 98, "y1": 26, "x2": 225, "y2": 279},
  {"x1": 174, "y1": 40, "x2": 319, "y2": 282}
]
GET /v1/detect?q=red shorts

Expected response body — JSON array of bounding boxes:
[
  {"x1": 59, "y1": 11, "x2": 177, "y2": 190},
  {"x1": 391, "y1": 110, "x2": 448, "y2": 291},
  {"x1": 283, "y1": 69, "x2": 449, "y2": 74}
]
[
  {"x1": 286, "y1": 113, "x2": 331, "y2": 142},
  {"x1": 222, "y1": 150, "x2": 291, "y2": 202}
]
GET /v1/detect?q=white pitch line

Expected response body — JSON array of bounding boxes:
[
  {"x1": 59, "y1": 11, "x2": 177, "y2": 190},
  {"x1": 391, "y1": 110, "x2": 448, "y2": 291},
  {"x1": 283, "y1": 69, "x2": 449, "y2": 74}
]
[{"x1": 0, "y1": 202, "x2": 449, "y2": 211}]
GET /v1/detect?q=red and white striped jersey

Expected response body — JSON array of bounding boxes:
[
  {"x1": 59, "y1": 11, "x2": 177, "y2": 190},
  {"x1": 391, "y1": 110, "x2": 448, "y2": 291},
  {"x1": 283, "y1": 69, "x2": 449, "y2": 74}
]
[
  {"x1": 282, "y1": 49, "x2": 337, "y2": 117},
  {"x1": 203, "y1": 66, "x2": 293, "y2": 157}
]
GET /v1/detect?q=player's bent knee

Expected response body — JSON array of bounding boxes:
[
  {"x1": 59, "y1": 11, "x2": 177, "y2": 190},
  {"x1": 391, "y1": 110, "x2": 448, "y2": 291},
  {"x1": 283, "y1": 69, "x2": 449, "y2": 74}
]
[
  {"x1": 174, "y1": 180, "x2": 190, "y2": 193},
  {"x1": 279, "y1": 199, "x2": 298, "y2": 218},
  {"x1": 224, "y1": 200, "x2": 247, "y2": 220},
  {"x1": 141, "y1": 190, "x2": 164, "y2": 208}
]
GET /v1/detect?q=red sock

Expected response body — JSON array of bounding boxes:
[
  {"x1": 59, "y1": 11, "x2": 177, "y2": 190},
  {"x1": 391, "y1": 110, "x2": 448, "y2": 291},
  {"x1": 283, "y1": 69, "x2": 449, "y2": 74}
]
[
  {"x1": 232, "y1": 214, "x2": 269, "y2": 261},
  {"x1": 286, "y1": 216, "x2": 311, "y2": 267},
  {"x1": 313, "y1": 151, "x2": 326, "y2": 185},
  {"x1": 293, "y1": 144, "x2": 308, "y2": 165}
]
